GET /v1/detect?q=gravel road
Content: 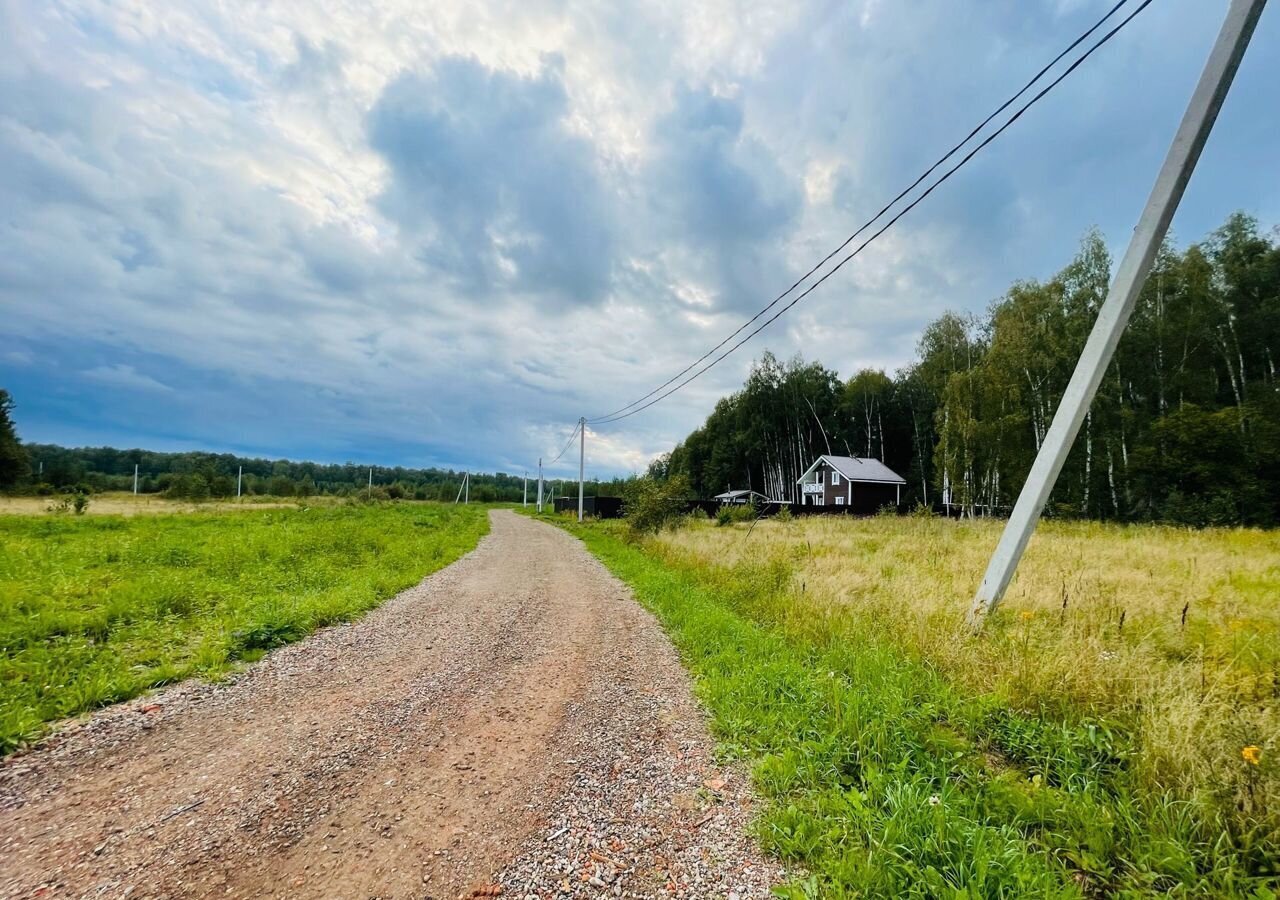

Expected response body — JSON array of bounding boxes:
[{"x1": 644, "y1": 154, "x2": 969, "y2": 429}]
[{"x1": 1, "y1": 510, "x2": 782, "y2": 899}]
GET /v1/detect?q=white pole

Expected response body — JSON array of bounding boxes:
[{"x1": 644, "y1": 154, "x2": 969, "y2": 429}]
[
  {"x1": 523, "y1": 471, "x2": 528, "y2": 507},
  {"x1": 133, "y1": 463, "x2": 138, "y2": 495},
  {"x1": 454, "y1": 474, "x2": 465, "y2": 504},
  {"x1": 464, "y1": 471, "x2": 469, "y2": 504},
  {"x1": 237, "y1": 465, "x2": 242, "y2": 499},
  {"x1": 969, "y1": 0, "x2": 1267, "y2": 630},
  {"x1": 578, "y1": 417, "x2": 585, "y2": 523},
  {"x1": 537, "y1": 459, "x2": 543, "y2": 512},
  {"x1": 368, "y1": 467, "x2": 373, "y2": 500}
]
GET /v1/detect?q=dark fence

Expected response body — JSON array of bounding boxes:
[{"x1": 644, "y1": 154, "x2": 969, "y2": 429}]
[
  {"x1": 548, "y1": 494, "x2": 910, "y2": 521},
  {"x1": 552, "y1": 496, "x2": 625, "y2": 519},
  {"x1": 684, "y1": 500, "x2": 903, "y2": 518}
]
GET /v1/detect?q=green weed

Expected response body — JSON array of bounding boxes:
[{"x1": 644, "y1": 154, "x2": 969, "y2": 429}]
[
  {"x1": 0, "y1": 503, "x2": 487, "y2": 752},
  {"x1": 553, "y1": 518, "x2": 1279, "y2": 897}
]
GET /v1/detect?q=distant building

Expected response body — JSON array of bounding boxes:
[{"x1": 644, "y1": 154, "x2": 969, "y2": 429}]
[
  {"x1": 796, "y1": 455, "x2": 906, "y2": 510},
  {"x1": 712, "y1": 489, "x2": 770, "y2": 505}
]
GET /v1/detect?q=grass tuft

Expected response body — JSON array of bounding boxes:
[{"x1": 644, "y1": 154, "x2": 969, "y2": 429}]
[
  {"x1": 0, "y1": 503, "x2": 487, "y2": 752},
  {"x1": 545, "y1": 513, "x2": 1279, "y2": 896}
]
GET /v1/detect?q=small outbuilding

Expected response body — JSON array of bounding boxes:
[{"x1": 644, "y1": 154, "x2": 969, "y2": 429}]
[
  {"x1": 712, "y1": 488, "x2": 770, "y2": 506},
  {"x1": 796, "y1": 455, "x2": 906, "y2": 511}
]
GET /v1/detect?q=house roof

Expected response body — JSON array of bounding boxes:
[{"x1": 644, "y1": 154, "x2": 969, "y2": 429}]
[
  {"x1": 796, "y1": 455, "x2": 906, "y2": 485},
  {"x1": 713, "y1": 489, "x2": 765, "y2": 500}
]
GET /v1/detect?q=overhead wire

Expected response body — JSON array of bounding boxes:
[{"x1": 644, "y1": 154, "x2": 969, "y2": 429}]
[
  {"x1": 588, "y1": 0, "x2": 1133, "y2": 424},
  {"x1": 589, "y1": 0, "x2": 1155, "y2": 426},
  {"x1": 544, "y1": 419, "x2": 582, "y2": 465}
]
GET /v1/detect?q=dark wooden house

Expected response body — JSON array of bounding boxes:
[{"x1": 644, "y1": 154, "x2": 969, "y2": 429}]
[{"x1": 796, "y1": 455, "x2": 906, "y2": 512}]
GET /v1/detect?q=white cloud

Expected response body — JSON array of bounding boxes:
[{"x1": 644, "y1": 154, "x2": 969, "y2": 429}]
[
  {"x1": 82, "y1": 364, "x2": 174, "y2": 394},
  {"x1": 0, "y1": 0, "x2": 1277, "y2": 474}
]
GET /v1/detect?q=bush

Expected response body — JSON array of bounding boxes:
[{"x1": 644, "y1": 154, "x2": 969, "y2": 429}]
[
  {"x1": 622, "y1": 475, "x2": 691, "y2": 534},
  {"x1": 715, "y1": 503, "x2": 757, "y2": 527},
  {"x1": 775, "y1": 504, "x2": 793, "y2": 523},
  {"x1": 72, "y1": 492, "x2": 90, "y2": 515}
]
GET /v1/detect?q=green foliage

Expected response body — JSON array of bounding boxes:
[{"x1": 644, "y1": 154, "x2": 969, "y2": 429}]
[
  {"x1": 0, "y1": 389, "x2": 30, "y2": 489},
  {"x1": 663, "y1": 213, "x2": 1280, "y2": 526},
  {"x1": 71, "y1": 492, "x2": 89, "y2": 515},
  {"x1": 560, "y1": 519, "x2": 1277, "y2": 897},
  {"x1": 715, "y1": 503, "x2": 756, "y2": 527},
  {"x1": 0, "y1": 503, "x2": 488, "y2": 751},
  {"x1": 17, "y1": 442, "x2": 539, "y2": 502},
  {"x1": 622, "y1": 475, "x2": 691, "y2": 534},
  {"x1": 775, "y1": 503, "x2": 793, "y2": 523}
]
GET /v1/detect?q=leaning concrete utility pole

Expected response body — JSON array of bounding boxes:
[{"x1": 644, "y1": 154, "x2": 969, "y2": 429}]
[
  {"x1": 969, "y1": 0, "x2": 1267, "y2": 630},
  {"x1": 133, "y1": 464, "x2": 139, "y2": 495},
  {"x1": 367, "y1": 467, "x2": 373, "y2": 500},
  {"x1": 523, "y1": 471, "x2": 528, "y2": 507},
  {"x1": 464, "y1": 471, "x2": 469, "y2": 505},
  {"x1": 537, "y1": 458, "x2": 544, "y2": 512},
  {"x1": 237, "y1": 465, "x2": 242, "y2": 498},
  {"x1": 577, "y1": 417, "x2": 586, "y2": 522}
]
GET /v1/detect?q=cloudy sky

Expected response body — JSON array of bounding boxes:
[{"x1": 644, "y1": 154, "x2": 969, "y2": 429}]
[{"x1": 2, "y1": 0, "x2": 1276, "y2": 478}]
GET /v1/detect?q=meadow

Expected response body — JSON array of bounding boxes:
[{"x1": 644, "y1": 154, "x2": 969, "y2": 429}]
[
  {"x1": 547, "y1": 511, "x2": 1279, "y2": 896},
  {"x1": 0, "y1": 490, "x2": 342, "y2": 516},
  {"x1": 0, "y1": 502, "x2": 488, "y2": 752}
]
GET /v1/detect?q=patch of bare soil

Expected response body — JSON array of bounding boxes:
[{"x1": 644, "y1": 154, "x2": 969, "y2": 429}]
[{"x1": 0, "y1": 510, "x2": 781, "y2": 899}]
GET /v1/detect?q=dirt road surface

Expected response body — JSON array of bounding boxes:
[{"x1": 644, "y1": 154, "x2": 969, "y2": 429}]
[{"x1": 1, "y1": 510, "x2": 781, "y2": 899}]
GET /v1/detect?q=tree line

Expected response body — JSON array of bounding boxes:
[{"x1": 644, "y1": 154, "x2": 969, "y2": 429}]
[
  {"x1": 3, "y1": 436, "x2": 535, "y2": 503},
  {"x1": 0, "y1": 392, "x2": 623, "y2": 504},
  {"x1": 654, "y1": 213, "x2": 1280, "y2": 527}
]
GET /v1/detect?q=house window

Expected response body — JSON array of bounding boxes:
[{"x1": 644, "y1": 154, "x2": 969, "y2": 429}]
[
  {"x1": 835, "y1": 496, "x2": 845, "y2": 506},
  {"x1": 831, "y1": 471, "x2": 841, "y2": 486}
]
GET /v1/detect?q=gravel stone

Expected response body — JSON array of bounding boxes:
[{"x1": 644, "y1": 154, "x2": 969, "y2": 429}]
[{"x1": 0, "y1": 510, "x2": 782, "y2": 899}]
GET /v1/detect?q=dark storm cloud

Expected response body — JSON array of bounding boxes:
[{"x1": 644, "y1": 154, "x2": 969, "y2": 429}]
[
  {"x1": 646, "y1": 85, "x2": 803, "y2": 311},
  {"x1": 0, "y1": 0, "x2": 1277, "y2": 477},
  {"x1": 368, "y1": 57, "x2": 616, "y2": 307}
]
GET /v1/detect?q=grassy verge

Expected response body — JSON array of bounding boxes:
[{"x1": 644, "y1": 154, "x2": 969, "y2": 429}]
[
  {"x1": 537, "y1": 513, "x2": 1278, "y2": 897},
  {"x1": 0, "y1": 502, "x2": 488, "y2": 752}
]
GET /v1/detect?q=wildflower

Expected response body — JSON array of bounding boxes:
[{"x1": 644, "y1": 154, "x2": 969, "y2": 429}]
[
  {"x1": 1242, "y1": 746, "x2": 1262, "y2": 766},
  {"x1": 1019, "y1": 610, "x2": 1034, "y2": 622},
  {"x1": 927, "y1": 794, "x2": 941, "y2": 807}
]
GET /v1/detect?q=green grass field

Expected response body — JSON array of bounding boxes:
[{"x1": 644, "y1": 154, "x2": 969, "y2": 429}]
[
  {"x1": 0, "y1": 502, "x2": 488, "y2": 752},
  {"x1": 538, "y1": 512, "x2": 1279, "y2": 898}
]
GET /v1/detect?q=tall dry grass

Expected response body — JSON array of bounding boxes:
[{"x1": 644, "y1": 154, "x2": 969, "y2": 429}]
[{"x1": 656, "y1": 514, "x2": 1279, "y2": 853}]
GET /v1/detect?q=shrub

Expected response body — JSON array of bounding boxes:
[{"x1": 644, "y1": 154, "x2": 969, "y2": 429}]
[
  {"x1": 775, "y1": 504, "x2": 793, "y2": 523},
  {"x1": 715, "y1": 503, "x2": 757, "y2": 527},
  {"x1": 622, "y1": 475, "x2": 691, "y2": 534},
  {"x1": 72, "y1": 492, "x2": 90, "y2": 515}
]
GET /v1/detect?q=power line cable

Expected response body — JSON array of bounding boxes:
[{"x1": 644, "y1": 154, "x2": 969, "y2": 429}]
[
  {"x1": 590, "y1": 0, "x2": 1136, "y2": 424},
  {"x1": 545, "y1": 420, "x2": 582, "y2": 465},
  {"x1": 590, "y1": 0, "x2": 1155, "y2": 426}
]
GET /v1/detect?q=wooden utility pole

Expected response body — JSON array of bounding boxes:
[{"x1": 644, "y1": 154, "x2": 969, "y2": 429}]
[{"x1": 970, "y1": 0, "x2": 1268, "y2": 629}]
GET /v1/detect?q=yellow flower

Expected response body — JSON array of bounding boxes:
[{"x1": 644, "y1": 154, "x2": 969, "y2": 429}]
[
  {"x1": 1242, "y1": 746, "x2": 1261, "y2": 766},
  {"x1": 1019, "y1": 610, "x2": 1034, "y2": 622}
]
